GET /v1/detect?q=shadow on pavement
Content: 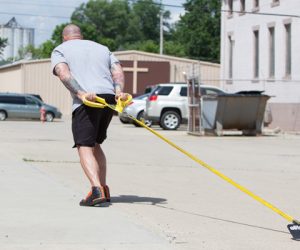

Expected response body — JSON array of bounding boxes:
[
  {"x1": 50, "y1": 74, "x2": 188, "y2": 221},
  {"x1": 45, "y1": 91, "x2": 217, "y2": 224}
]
[
  {"x1": 155, "y1": 204, "x2": 289, "y2": 235},
  {"x1": 111, "y1": 195, "x2": 167, "y2": 205}
]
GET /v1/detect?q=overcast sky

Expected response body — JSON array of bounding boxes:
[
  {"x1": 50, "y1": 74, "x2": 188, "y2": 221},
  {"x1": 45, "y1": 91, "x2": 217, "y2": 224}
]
[{"x1": 0, "y1": 0, "x2": 186, "y2": 46}]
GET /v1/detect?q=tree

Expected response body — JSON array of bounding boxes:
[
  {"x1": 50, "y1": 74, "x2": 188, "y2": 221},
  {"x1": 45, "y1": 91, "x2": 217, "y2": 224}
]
[
  {"x1": 18, "y1": 45, "x2": 35, "y2": 59},
  {"x1": 51, "y1": 23, "x2": 67, "y2": 46},
  {"x1": 15, "y1": 41, "x2": 57, "y2": 60},
  {"x1": 70, "y1": 0, "x2": 131, "y2": 50},
  {"x1": 173, "y1": 0, "x2": 221, "y2": 62},
  {"x1": 38, "y1": 40, "x2": 57, "y2": 58},
  {"x1": 130, "y1": 0, "x2": 161, "y2": 42},
  {"x1": 122, "y1": 0, "x2": 171, "y2": 53},
  {"x1": 37, "y1": 0, "x2": 174, "y2": 57},
  {"x1": 29, "y1": 24, "x2": 67, "y2": 59},
  {"x1": 125, "y1": 40, "x2": 159, "y2": 53},
  {"x1": 164, "y1": 41, "x2": 186, "y2": 57}
]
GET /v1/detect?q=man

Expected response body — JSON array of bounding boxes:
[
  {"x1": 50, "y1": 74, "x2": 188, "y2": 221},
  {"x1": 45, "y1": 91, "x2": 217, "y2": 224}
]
[{"x1": 51, "y1": 24, "x2": 126, "y2": 206}]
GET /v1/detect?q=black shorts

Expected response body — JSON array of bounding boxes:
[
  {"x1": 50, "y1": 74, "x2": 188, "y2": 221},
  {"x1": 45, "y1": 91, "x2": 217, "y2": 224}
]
[{"x1": 72, "y1": 94, "x2": 116, "y2": 148}]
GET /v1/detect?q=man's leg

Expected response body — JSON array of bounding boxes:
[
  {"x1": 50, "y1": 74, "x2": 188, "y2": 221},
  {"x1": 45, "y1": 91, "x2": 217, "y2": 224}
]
[
  {"x1": 94, "y1": 144, "x2": 110, "y2": 201},
  {"x1": 77, "y1": 146, "x2": 107, "y2": 206},
  {"x1": 77, "y1": 146, "x2": 101, "y2": 187},
  {"x1": 94, "y1": 144, "x2": 107, "y2": 186}
]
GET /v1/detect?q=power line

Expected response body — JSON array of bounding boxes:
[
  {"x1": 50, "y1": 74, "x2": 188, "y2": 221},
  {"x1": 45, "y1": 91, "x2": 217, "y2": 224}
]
[
  {"x1": 0, "y1": 0, "x2": 184, "y2": 9},
  {"x1": 127, "y1": 0, "x2": 183, "y2": 9},
  {"x1": 0, "y1": 11, "x2": 70, "y2": 19},
  {"x1": 156, "y1": 3, "x2": 183, "y2": 8},
  {"x1": 0, "y1": 1, "x2": 78, "y2": 9}
]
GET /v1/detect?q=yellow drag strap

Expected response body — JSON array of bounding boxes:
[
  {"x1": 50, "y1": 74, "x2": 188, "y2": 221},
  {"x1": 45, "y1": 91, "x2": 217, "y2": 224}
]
[{"x1": 83, "y1": 95, "x2": 299, "y2": 225}]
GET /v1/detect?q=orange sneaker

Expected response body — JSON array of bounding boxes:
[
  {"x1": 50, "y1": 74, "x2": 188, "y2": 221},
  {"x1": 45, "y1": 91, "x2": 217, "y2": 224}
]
[{"x1": 79, "y1": 186, "x2": 106, "y2": 206}]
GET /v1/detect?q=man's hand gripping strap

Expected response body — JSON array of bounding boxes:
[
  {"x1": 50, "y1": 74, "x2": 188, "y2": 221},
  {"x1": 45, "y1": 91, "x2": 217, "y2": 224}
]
[{"x1": 82, "y1": 94, "x2": 132, "y2": 113}]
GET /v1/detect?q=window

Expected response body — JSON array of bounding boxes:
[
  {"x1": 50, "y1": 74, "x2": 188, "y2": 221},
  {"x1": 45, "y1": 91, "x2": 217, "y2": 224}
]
[
  {"x1": 271, "y1": 0, "x2": 280, "y2": 7},
  {"x1": 135, "y1": 94, "x2": 149, "y2": 100},
  {"x1": 0, "y1": 96, "x2": 25, "y2": 105},
  {"x1": 157, "y1": 86, "x2": 173, "y2": 96},
  {"x1": 228, "y1": 0, "x2": 233, "y2": 15},
  {"x1": 180, "y1": 87, "x2": 187, "y2": 97},
  {"x1": 253, "y1": 30, "x2": 259, "y2": 78},
  {"x1": 240, "y1": 0, "x2": 245, "y2": 12},
  {"x1": 25, "y1": 97, "x2": 39, "y2": 105},
  {"x1": 285, "y1": 23, "x2": 292, "y2": 77},
  {"x1": 269, "y1": 27, "x2": 275, "y2": 78},
  {"x1": 253, "y1": 0, "x2": 259, "y2": 11},
  {"x1": 228, "y1": 35, "x2": 234, "y2": 79}
]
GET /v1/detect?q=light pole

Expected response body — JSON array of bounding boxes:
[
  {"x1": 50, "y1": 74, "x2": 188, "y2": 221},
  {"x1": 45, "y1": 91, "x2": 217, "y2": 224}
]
[{"x1": 159, "y1": 0, "x2": 163, "y2": 55}]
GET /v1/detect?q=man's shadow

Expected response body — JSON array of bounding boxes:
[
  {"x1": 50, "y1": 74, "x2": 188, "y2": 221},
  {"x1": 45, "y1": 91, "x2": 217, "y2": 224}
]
[
  {"x1": 111, "y1": 195, "x2": 167, "y2": 205},
  {"x1": 95, "y1": 195, "x2": 167, "y2": 207}
]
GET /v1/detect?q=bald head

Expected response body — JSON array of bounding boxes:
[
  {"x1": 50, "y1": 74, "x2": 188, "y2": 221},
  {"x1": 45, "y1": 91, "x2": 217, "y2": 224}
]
[{"x1": 62, "y1": 24, "x2": 82, "y2": 42}]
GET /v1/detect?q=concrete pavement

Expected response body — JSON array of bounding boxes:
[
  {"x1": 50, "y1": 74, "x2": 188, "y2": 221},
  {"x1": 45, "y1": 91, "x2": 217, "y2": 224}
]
[{"x1": 0, "y1": 117, "x2": 300, "y2": 249}]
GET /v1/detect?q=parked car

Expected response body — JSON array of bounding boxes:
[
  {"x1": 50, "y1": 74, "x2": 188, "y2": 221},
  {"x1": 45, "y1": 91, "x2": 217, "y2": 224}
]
[
  {"x1": 119, "y1": 93, "x2": 152, "y2": 127},
  {"x1": 0, "y1": 93, "x2": 62, "y2": 122},
  {"x1": 145, "y1": 82, "x2": 227, "y2": 130}
]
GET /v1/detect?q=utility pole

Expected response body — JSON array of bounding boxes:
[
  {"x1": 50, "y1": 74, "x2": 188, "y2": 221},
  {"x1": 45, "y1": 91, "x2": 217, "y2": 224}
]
[{"x1": 159, "y1": 0, "x2": 163, "y2": 55}]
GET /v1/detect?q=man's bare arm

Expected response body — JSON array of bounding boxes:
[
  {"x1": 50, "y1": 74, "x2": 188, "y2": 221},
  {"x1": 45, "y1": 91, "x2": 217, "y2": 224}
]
[
  {"x1": 111, "y1": 62, "x2": 125, "y2": 96},
  {"x1": 54, "y1": 63, "x2": 84, "y2": 96}
]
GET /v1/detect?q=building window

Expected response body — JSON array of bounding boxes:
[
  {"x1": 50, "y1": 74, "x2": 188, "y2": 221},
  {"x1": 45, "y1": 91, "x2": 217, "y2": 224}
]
[
  {"x1": 269, "y1": 27, "x2": 275, "y2": 78},
  {"x1": 228, "y1": 0, "x2": 233, "y2": 16},
  {"x1": 253, "y1": 30, "x2": 259, "y2": 79},
  {"x1": 240, "y1": 0, "x2": 245, "y2": 13},
  {"x1": 228, "y1": 35, "x2": 234, "y2": 79},
  {"x1": 253, "y1": 0, "x2": 259, "y2": 11},
  {"x1": 285, "y1": 23, "x2": 292, "y2": 77}
]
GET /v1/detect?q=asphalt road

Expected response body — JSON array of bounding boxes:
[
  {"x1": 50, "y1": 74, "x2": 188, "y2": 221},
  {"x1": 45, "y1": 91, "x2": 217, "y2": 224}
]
[{"x1": 0, "y1": 117, "x2": 300, "y2": 250}]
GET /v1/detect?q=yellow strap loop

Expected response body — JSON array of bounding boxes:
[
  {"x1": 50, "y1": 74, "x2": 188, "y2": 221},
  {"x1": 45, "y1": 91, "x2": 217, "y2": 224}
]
[
  {"x1": 82, "y1": 96, "x2": 107, "y2": 109},
  {"x1": 82, "y1": 94, "x2": 133, "y2": 113},
  {"x1": 115, "y1": 94, "x2": 132, "y2": 113},
  {"x1": 83, "y1": 92, "x2": 298, "y2": 224}
]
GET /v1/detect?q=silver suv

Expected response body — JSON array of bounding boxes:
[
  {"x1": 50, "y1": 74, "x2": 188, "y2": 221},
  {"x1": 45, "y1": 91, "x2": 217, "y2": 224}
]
[{"x1": 145, "y1": 83, "x2": 225, "y2": 130}]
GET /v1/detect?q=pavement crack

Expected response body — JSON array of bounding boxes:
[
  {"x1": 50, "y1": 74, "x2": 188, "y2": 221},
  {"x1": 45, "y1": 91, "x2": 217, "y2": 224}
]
[{"x1": 22, "y1": 158, "x2": 78, "y2": 164}]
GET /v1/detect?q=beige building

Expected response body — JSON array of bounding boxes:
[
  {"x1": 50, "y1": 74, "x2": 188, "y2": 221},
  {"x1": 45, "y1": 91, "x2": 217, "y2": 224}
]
[
  {"x1": 115, "y1": 50, "x2": 220, "y2": 90},
  {"x1": 0, "y1": 59, "x2": 72, "y2": 116},
  {"x1": 0, "y1": 50, "x2": 220, "y2": 116}
]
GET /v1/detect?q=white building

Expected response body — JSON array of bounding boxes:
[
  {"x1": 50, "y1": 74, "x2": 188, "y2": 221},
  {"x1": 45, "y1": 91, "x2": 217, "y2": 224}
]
[
  {"x1": 0, "y1": 17, "x2": 34, "y2": 60},
  {"x1": 221, "y1": 0, "x2": 300, "y2": 131}
]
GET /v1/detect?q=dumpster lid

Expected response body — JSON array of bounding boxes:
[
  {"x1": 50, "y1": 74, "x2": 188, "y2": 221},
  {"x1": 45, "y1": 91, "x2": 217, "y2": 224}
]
[{"x1": 235, "y1": 90, "x2": 264, "y2": 95}]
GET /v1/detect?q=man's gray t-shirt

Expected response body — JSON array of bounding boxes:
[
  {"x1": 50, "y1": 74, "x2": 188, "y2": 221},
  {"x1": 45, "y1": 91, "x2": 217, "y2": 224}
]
[{"x1": 51, "y1": 39, "x2": 119, "y2": 111}]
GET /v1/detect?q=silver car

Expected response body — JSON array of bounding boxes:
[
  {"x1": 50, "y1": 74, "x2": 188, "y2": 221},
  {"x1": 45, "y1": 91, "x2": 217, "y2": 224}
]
[
  {"x1": 0, "y1": 93, "x2": 62, "y2": 122},
  {"x1": 119, "y1": 93, "x2": 152, "y2": 127},
  {"x1": 145, "y1": 83, "x2": 226, "y2": 130}
]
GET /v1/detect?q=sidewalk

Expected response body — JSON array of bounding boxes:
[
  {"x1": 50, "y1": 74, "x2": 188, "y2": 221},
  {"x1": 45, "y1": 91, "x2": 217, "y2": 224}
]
[{"x1": 0, "y1": 117, "x2": 300, "y2": 249}]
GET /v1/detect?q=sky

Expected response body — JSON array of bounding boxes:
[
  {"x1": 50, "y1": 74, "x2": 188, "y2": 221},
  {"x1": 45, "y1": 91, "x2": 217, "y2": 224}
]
[{"x1": 0, "y1": 0, "x2": 186, "y2": 46}]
